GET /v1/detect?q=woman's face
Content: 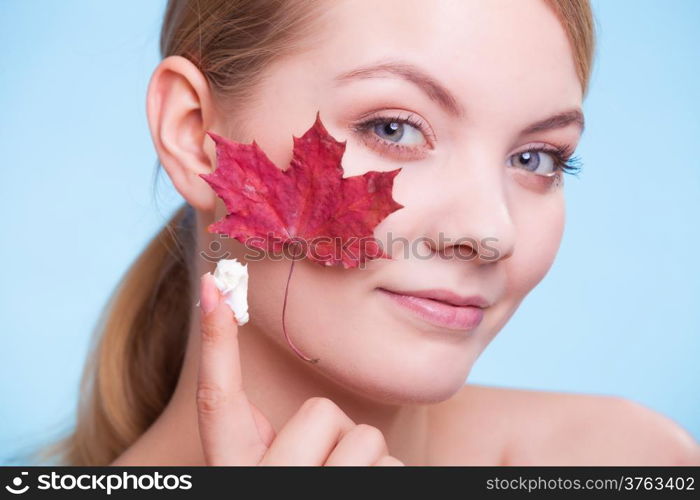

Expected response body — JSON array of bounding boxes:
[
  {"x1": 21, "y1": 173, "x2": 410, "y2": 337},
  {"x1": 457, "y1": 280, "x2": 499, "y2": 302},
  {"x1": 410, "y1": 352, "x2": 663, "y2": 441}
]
[{"x1": 214, "y1": 0, "x2": 583, "y2": 404}]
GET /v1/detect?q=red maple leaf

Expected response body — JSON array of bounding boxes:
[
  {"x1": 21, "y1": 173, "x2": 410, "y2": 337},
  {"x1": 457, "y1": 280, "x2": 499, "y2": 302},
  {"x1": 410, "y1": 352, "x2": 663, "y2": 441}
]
[
  {"x1": 200, "y1": 111, "x2": 404, "y2": 363},
  {"x1": 200, "y1": 111, "x2": 403, "y2": 269}
]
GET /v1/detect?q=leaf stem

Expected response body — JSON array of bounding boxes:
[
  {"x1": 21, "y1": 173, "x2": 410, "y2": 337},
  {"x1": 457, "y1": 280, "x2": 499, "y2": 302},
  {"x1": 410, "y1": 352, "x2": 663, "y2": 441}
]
[{"x1": 282, "y1": 258, "x2": 319, "y2": 364}]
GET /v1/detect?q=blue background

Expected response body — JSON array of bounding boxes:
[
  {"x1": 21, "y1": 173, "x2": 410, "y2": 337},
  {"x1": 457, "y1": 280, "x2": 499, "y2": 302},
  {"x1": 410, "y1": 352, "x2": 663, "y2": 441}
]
[{"x1": 1, "y1": 0, "x2": 698, "y2": 464}]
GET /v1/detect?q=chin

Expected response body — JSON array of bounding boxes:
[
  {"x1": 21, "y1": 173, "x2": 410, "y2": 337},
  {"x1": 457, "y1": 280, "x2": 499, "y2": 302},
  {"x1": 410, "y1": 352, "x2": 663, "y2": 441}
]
[
  {"x1": 359, "y1": 373, "x2": 468, "y2": 406},
  {"x1": 324, "y1": 349, "x2": 473, "y2": 406}
]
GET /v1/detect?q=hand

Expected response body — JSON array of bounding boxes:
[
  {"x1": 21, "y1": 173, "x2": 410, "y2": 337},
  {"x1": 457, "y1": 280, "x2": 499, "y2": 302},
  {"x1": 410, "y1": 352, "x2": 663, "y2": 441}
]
[{"x1": 197, "y1": 272, "x2": 405, "y2": 466}]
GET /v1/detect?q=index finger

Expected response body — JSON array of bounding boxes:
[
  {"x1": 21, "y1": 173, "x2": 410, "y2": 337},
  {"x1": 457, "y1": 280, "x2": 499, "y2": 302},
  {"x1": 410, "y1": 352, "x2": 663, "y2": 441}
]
[{"x1": 197, "y1": 272, "x2": 266, "y2": 465}]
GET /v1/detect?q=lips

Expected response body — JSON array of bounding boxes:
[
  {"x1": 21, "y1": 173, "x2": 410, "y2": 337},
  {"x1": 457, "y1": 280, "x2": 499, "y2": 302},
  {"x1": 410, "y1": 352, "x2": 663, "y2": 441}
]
[
  {"x1": 389, "y1": 288, "x2": 490, "y2": 308},
  {"x1": 377, "y1": 287, "x2": 488, "y2": 331}
]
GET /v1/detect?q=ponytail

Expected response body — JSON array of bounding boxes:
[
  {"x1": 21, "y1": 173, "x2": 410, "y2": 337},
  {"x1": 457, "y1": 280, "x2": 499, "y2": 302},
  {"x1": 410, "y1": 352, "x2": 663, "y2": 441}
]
[{"x1": 35, "y1": 203, "x2": 195, "y2": 465}]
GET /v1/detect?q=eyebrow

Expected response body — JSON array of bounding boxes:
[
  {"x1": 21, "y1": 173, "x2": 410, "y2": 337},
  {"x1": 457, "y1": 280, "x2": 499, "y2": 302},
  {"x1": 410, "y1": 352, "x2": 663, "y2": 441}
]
[
  {"x1": 333, "y1": 58, "x2": 585, "y2": 135},
  {"x1": 333, "y1": 59, "x2": 465, "y2": 117},
  {"x1": 522, "y1": 109, "x2": 585, "y2": 135}
]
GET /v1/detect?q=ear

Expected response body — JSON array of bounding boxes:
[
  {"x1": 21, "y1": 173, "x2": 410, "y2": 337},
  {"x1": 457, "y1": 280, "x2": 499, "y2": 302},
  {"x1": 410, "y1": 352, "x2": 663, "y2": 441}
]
[{"x1": 146, "y1": 55, "x2": 219, "y2": 212}]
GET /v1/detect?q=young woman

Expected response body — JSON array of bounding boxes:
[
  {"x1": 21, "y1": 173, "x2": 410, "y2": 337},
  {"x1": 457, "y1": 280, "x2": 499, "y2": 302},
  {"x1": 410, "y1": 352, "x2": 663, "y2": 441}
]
[{"x1": 46, "y1": 0, "x2": 700, "y2": 465}]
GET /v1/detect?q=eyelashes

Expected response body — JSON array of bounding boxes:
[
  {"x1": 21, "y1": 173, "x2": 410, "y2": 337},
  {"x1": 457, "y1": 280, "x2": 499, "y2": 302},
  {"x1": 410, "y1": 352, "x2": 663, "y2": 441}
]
[
  {"x1": 351, "y1": 112, "x2": 584, "y2": 177},
  {"x1": 519, "y1": 143, "x2": 583, "y2": 177}
]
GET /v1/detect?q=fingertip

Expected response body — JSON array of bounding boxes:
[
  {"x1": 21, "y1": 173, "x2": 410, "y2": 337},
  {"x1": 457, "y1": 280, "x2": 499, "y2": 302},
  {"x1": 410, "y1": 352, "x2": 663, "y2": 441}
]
[{"x1": 200, "y1": 272, "x2": 220, "y2": 315}]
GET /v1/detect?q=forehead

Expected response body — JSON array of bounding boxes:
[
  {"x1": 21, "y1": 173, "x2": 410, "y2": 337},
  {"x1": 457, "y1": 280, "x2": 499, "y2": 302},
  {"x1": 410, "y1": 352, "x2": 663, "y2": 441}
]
[{"x1": 310, "y1": 0, "x2": 581, "y2": 118}]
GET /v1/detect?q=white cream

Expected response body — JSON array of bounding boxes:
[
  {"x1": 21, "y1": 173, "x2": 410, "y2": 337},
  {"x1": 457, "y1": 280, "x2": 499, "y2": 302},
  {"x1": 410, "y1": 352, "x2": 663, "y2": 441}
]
[{"x1": 211, "y1": 258, "x2": 249, "y2": 326}]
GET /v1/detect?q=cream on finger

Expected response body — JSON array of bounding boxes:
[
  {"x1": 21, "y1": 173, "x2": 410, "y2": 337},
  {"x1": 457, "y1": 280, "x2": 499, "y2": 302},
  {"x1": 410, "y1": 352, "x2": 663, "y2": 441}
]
[{"x1": 210, "y1": 258, "x2": 249, "y2": 325}]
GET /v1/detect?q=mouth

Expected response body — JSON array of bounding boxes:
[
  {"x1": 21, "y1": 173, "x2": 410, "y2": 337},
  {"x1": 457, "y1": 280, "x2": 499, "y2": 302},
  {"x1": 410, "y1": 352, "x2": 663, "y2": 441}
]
[{"x1": 376, "y1": 287, "x2": 488, "y2": 331}]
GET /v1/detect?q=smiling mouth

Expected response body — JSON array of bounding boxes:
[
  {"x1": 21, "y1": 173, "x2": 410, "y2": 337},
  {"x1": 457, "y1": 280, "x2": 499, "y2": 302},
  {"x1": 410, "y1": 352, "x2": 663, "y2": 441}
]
[{"x1": 376, "y1": 287, "x2": 487, "y2": 331}]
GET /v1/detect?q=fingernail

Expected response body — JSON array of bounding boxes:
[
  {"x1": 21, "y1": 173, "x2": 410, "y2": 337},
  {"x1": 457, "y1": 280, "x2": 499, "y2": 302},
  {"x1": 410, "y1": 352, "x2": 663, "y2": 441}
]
[{"x1": 200, "y1": 272, "x2": 219, "y2": 315}]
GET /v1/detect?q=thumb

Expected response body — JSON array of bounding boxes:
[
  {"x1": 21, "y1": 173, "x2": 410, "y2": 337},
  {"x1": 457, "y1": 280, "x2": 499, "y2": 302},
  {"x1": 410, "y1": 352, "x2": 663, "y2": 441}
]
[{"x1": 249, "y1": 402, "x2": 276, "y2": 448}]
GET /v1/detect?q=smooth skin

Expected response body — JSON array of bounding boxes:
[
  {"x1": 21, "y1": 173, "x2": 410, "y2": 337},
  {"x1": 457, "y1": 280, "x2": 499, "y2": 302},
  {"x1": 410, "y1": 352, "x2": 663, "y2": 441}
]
[{"x1": 111, "y1": 0, "x2": 700, "y2": 465}]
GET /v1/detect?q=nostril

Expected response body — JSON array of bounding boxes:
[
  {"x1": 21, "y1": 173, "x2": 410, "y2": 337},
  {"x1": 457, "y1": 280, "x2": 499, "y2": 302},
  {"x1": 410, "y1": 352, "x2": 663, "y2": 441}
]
[
  {"x1": 421, "y1": 235, "x2": 481, "y2": 261},
  {"x1": 439, "y1": 239, "x2": 479, "y2": 262},
  {"x1": 407, "y1": 236, "x2": 437, "y2": 260},
  {"x1": 452, "y1": 241, "x2": 480, "y2": 261}
]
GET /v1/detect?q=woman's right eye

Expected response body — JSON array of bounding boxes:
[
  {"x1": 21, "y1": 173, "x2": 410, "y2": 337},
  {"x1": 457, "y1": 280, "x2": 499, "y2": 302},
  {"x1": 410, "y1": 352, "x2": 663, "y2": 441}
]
[
  {"x1": 351, "y1": 112, "x2": 434, "y2": 160},
  {"x1": 368, "y1": 119, "x2": 426, "y2": 146}
]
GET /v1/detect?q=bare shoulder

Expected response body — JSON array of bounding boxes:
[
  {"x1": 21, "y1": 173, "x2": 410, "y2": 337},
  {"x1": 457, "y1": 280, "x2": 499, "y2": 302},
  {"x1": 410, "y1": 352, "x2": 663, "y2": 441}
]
[{"x1": 428, "y1": 384, "x2": 700, "y2": 465}]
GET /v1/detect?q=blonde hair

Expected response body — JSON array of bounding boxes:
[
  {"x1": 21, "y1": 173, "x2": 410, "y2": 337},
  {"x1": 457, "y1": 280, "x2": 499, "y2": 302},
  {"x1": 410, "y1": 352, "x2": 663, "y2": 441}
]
[{"x1": 33, "y1": 0, "x2": 596, "y2": 465}]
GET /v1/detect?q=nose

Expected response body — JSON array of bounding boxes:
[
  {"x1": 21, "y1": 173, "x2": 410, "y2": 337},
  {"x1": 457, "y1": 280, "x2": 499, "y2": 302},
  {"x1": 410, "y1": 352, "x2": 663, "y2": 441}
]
[{"x1": 420, "y1": 155, "x2": 516, "y2": 265}]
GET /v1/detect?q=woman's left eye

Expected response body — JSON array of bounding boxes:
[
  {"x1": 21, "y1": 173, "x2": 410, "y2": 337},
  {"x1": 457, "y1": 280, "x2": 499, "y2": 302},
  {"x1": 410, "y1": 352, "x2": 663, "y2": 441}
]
[{"x1": 508, "y1": 150, "x2": 560, "y2": 176}]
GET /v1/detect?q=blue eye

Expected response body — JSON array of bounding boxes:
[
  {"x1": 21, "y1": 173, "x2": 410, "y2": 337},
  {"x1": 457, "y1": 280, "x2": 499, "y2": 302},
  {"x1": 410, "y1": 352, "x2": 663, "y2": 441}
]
[
  {"x1": 351, "y1": 112, "x2": 434, "y2": 160},
  {"x1": 510, "y1": 150, "x2": 557, "y2": 176},
  {"x1": 508, "y1": 146, "x2": 582, "y2": 177},
  {"x1": 371, "y1": 120, "x2": 426, "y2": 146}
]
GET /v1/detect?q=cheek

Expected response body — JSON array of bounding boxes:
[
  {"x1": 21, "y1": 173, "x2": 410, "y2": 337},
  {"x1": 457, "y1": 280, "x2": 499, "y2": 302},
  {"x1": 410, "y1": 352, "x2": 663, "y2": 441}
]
[
  {"x1": 505, "y1": 191, "x2": 565, "y2": 298},
  {"x1": 244, "y1": 252, "x2": 469, "y2": 403},
  {"x1": 244, "y1": 253, "x2": 370, "y2": 356}
]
